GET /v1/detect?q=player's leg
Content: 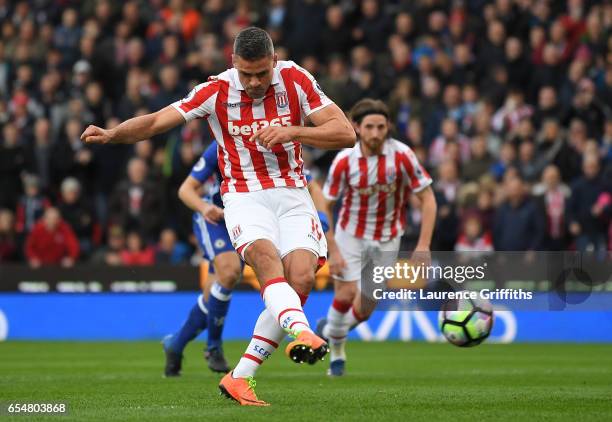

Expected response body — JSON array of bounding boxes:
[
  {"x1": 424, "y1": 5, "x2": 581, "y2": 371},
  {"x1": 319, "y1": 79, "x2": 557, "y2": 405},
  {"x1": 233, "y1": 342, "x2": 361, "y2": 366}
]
[
  {"x1": 349, "y1": 235, "x2": 403, "y2": 322},
  {"x1": 275, "y1": 186, "x2": 330, "y2": 363},
  {"x1": 219, "y1": 190, "x2": 321, "y2": 405},
  {"x1": 245, "y1": 240, "x2": 316, "y2": 339},
  {"x1": 219, "y1": 308, "x2": 284, "y2": 406},
  {"x1": 223, "y1": 188, "x2": 317, "y2": 340},
  {"x1": 162, "y1": 290, "x2": 209, "y2": 377},
  {"x1": 280, "y1": 249, "x2": 329, "y2": 363},
  {"x1": 219, "y1": 239, "x2": 309, "y2": 406},
  {"x1": 219, "y1": 242, "x2": 300, "y2": 406},
  {"x1": 162, "y1": 214, "x2": 216, "y2": 376},
  {"x1": 205, "y1": 227, "x2": 243, "y2": 372},
  {"x1": 318, "y1": 279, "x2": 357, "y2": 374},
  {"x1": 317, "y1": 228, "x2": 363, "y2": 375},
  {"x1": 321, "y1": 236, "x2": 402, "y2": 376}
]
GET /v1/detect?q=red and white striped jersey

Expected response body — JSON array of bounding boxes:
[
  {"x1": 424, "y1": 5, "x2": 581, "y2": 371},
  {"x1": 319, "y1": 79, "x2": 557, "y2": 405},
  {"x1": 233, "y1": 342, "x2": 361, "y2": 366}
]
[
  {"x1": 323, "y1": 139, "x2": 432, "y2": 242},
  {"x1": 171, "y1": 60, "x2": 333, "y2": 195}
]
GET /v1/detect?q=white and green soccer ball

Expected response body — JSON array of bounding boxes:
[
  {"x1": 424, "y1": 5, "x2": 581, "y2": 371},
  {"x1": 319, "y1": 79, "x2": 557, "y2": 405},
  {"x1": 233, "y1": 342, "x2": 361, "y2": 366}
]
[{"x1": 438, "y1": 295, "x2": 494, "y2": 347}]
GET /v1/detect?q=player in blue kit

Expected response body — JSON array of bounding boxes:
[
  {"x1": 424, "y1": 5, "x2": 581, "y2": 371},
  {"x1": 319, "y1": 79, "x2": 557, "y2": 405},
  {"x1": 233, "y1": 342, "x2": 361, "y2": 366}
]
[{"x1": 163, "y1": 140, "x2": 330, "y2": 377}]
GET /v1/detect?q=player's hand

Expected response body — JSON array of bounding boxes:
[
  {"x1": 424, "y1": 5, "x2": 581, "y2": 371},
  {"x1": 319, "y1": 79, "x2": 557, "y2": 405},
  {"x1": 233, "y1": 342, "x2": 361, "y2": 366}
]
[
  {"x1": 250, "y1": 126, "x2": 296, "y2": 149},
  {"x1": 328, "y1": 248, "x2": 347, "y2": 277},
  {"x1": 200, "y1": 203, "x2": 224, "y2": 225},
  {"x1": 412, "y1": 245, "x2": 431, "y2": 268},
  {"x1": 80, "y1": 125, "x2": 113, "y2": 144}
]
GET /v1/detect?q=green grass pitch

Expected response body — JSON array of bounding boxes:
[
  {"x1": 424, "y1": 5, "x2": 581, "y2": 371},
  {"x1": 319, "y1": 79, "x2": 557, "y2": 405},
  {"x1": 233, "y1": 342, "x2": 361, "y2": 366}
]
[{"x1": 1, "y1": 341, "x2": 611, "y2": 421}]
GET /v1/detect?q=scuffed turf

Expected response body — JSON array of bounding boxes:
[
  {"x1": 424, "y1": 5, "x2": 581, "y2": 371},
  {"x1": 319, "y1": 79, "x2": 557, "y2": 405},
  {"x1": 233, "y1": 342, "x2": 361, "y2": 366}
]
[{"x1": 1, "y1": 341, "x2": 611, "y2": 421}]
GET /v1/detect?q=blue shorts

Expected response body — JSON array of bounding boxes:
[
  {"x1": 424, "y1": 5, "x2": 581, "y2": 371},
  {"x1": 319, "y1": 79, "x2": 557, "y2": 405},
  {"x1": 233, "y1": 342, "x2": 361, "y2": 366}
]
[{"x1": 192, "y1": 213, "x2": 241, "y2": 274}]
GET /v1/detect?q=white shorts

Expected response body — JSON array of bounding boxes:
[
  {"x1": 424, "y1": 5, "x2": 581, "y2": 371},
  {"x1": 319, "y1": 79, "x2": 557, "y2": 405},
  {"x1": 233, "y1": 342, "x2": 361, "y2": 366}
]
[
  {"x1": 334, "y1": 227, "x2": 401, "y2": 283},
  {"x1": 223, "y1": 187, "x2": 327, "y2": 265}
]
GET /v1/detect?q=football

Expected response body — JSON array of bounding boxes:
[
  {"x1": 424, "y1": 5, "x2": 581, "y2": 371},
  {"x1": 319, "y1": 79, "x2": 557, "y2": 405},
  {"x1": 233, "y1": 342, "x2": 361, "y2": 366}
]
[{"x1": 439, "y1": 294, "x2": 494, "y2": 347}]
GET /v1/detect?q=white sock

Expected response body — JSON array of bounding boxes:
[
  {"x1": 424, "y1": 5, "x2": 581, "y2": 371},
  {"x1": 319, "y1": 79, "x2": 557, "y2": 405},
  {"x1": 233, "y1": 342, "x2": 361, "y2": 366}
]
[
  {"x1": 262, "y1": 278, "x2": 311, "y2": 337},
  {"x1": 323, "y1": 299, "x2": 353, "y2": 362},
  {"x1": 344, "y1": 306, "x2": 362, "y2": 329},
  {"x1": 233, "y1": 309, "x2": 286, "y2": 378}
]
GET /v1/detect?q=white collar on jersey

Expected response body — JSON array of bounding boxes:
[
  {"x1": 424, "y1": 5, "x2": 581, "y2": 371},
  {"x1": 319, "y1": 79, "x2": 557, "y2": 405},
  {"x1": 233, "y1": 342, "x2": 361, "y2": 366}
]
[
  {"x1": 229, "y1": 66, "x2": 281, "y2": 91},
  {"x1": 355, "y1": 138, "x2": 393, "y2": 157}
]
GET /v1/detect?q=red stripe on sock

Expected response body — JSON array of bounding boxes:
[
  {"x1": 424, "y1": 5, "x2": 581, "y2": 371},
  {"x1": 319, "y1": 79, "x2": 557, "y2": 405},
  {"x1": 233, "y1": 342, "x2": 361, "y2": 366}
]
[
  {"x1": 289, "y1": 321, "x2": 308, "y2": 330},
  {"x1": 243, "y1": 353, "x2": 263, "y2": 364},
  {"x1": 253, "y1": 335, "x2": 279, "y2": 348},
  {"x1": 260, "y1": 277, "x2": 287, "y2": 297},
  {"x1": 332, "y1": 298, "x2": 351, "y2": 313},
  {"x1": 277, "y1": 308, "x2": 303, "y2": 323},
  {"x1": 329, "y1": 335, "x2": 346, "y2": 340},
  {"x1": 351, "y1": 307, "x2": 367, "y2": 322},
  {"x1": 297, "y1": 292, "x2": 309, "y2": 306}
]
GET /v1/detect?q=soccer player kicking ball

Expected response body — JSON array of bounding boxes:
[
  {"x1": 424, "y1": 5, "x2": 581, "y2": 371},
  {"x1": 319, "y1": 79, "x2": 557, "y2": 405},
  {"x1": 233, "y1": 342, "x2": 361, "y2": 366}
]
[
  {"x1": 81, "y1": 27, "x2": 355, "y2": 406},
  {"x1": 318, "y1": 99, "x2": 437, "y2": 376},
  {"x1": 163, "y1": 139, "x2": 331, "y2": 377}
]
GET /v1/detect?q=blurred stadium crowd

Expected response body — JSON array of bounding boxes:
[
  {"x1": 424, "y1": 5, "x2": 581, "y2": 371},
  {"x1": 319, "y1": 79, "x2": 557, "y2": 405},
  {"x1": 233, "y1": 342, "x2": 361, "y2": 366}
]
[{"x1": 0, "y1": 0, "x2": 611, "y2": 268}]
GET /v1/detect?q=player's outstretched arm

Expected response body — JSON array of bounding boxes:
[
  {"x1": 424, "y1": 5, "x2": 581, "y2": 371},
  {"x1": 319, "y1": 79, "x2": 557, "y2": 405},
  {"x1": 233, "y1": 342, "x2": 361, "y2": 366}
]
[
  {"x1": 252, "y1": 103, "x2": 356, "y2": 150},
  {"x1": 414, "y1": 186, "x2": 437, "y2": 251},
  {"x1": 80, "y1": 106, "x2": 185, "y2": 145}
]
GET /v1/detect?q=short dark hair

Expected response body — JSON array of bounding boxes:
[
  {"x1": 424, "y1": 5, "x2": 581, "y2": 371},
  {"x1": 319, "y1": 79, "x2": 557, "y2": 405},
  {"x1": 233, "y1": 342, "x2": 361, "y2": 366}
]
[
  {"x1": 350, "y1": 98, "x2": 389, "y2": 124},
  {"x1": 233, "y1": 27, "x2": 274, "y2": 60}
]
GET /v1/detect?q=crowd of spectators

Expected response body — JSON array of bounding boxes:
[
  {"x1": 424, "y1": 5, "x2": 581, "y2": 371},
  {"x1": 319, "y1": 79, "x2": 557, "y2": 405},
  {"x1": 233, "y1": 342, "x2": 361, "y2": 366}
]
[{"x1": 0, "y1": 0, "x2": 611, "y2": 267}]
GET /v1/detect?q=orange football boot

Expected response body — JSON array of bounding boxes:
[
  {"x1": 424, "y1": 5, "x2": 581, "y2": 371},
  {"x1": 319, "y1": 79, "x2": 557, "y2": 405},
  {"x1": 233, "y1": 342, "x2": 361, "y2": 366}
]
[
  {"x1": 219, "y1": 372, "x2": 269, "y2": 406},
  {"x1": 285, "y1": 330, "x2": 329, "y2": 364}
]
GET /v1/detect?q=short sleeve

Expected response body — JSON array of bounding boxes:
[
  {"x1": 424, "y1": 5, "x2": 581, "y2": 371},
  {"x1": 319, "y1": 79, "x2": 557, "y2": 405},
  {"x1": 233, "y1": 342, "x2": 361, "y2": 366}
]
[
  {"x1": 400, "y1": 148, "x2": 432, "y2": 193},
  {"x1": 171, "y1": 80, "x2": 219, "y2": 122},
  {"x1": 323, "y1": 153, "x2": 350, "y2": 200},
  {"x1": 289, "y1": 63, "x2": 334, "y2": 117}
]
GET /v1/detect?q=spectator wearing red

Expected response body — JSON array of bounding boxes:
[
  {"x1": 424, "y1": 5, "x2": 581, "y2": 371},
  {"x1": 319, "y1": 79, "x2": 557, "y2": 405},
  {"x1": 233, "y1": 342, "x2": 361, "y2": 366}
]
[
  {"x1": 160, "y1": 0, "x2": 201, "y2": 42},
  {"x1": 25, "y1": 207, "x2": 79, "y2": 267},
  {"x1": 120, "y1": 231, "x2": 155, "y2": 266}
]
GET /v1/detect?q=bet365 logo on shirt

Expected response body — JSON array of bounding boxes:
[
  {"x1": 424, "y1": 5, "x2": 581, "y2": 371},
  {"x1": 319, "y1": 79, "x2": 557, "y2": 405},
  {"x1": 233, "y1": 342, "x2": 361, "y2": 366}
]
[{"x1": 228, "y1": 116, "x2": 292, "y2": 137}]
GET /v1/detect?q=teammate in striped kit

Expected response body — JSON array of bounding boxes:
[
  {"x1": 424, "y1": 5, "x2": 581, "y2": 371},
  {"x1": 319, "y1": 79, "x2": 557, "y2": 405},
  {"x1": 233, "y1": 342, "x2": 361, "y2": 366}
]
[
  {"x1": 81, "y1": 27, "x2": 355, "y2": 406},
  {"x1": 163, "y1": 139, "x2": 331, "y2": 377},
  {"x1": 318, "y1": 99, "x2": 437, "y2": 376}
]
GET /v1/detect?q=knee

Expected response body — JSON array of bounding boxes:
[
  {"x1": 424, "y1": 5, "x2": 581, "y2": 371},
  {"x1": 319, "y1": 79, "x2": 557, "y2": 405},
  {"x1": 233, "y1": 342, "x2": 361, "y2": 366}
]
[
  {"x1": 245, "y1": 242, "x2": 279, "y2": 269},
  {"x1": 335, "y1": 283, "x2": 357, "y2": 304},
  {"x1": 215, "y1": 264, "x2": 242, "y2": 289},
  {"x1": 286, "y1": 265, "x2": 316, "y2": 295},
  {"x1": 354, "y1": 295, "x2": 375, "y2": 320}
]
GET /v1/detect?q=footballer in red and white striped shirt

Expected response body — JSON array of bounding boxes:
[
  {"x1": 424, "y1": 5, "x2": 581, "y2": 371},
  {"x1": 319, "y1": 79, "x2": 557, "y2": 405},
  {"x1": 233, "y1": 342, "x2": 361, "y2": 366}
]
[
  {"x1": 80, "y1": 27, "x2": 356, "y2": 406},
  {"x1": 324, "y1": 132, "x2": 432, "y2": 242},
  {"x1": 169, "y1": 59, "x2": 333, "y2": 195},
  {"x1": 319, "y1": 99, "x2": 437, "y2": 377}
]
